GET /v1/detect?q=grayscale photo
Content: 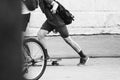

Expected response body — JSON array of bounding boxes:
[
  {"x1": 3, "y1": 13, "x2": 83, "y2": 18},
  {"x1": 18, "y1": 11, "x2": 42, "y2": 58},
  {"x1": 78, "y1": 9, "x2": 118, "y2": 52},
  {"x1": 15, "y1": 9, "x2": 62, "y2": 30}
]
[{"x1": 1, "y1": 0, "x2": 120, "y2": 80}]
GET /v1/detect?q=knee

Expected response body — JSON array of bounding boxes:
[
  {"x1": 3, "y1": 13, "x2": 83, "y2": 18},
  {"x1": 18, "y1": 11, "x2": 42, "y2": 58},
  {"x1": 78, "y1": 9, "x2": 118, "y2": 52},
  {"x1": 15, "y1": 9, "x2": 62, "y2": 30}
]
[
  {"x1": 64, "y1": 36, "x2": 72, "y2": 44},
  {"x1": 37, "y1": 31, "x2": 45, "y2": 39}
]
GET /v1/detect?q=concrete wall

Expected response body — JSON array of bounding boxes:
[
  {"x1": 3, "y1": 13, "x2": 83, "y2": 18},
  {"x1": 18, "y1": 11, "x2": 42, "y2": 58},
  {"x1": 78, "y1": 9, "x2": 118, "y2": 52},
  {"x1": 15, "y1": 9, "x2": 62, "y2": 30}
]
[{"x1": 25, "y1": 0, "x2": 120, "y2": 36}]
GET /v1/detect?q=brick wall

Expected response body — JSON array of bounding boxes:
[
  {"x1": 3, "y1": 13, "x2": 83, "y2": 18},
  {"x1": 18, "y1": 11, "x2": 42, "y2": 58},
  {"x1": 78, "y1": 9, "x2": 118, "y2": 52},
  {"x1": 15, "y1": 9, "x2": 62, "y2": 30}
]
[{"x1": 25, "y1": 0, "x2": 120, "y2": 36}]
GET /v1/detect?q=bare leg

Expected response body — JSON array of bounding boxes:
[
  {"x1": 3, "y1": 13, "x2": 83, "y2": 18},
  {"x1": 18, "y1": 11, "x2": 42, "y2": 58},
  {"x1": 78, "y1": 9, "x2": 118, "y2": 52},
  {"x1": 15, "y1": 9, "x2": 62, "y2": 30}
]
[
  {"x1": 37, "y1": 29, "x2": 48, "y2": 49},
  {"x1": 63, "y1": 36, "x2": 82, "y2": 53},
  {"x1": 37, "y1": 29, "x2": 50, "y2": 58},
  {"x1": 63, "y1": 36, "x2": 89, "y2": 65}
]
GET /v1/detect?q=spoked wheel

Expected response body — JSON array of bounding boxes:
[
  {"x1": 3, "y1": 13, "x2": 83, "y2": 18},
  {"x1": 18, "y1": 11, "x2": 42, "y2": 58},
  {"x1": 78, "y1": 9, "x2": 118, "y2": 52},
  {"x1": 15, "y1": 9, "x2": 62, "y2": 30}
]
[{"x1": 22, "y1": 38, "x2": 47, "y2": 80}]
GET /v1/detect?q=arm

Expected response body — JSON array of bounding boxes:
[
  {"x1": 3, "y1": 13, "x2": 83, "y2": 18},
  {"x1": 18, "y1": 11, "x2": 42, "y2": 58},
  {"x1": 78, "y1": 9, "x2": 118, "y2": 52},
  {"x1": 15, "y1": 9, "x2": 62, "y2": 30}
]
[
  {"x1": 44, "y1": 0, "x2": 58, "y2": 14},
  {"x1": 50, "y1": 1, "x2": 58, "y2": 14}
]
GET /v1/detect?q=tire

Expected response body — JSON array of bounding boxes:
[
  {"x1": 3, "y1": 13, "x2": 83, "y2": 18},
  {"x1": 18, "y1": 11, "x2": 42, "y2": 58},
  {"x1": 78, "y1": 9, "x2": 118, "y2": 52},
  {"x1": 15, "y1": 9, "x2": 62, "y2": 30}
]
[{"x1": 22, "y1": 38, "x2": 47, "y2": 80}]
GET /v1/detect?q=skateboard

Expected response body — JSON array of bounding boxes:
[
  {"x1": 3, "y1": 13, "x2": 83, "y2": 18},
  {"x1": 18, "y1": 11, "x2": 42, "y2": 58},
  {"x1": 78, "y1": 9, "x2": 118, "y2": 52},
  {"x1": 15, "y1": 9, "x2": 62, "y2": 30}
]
[{"x1": 47, "y1": 58, "x2": 62, "y2": 66}]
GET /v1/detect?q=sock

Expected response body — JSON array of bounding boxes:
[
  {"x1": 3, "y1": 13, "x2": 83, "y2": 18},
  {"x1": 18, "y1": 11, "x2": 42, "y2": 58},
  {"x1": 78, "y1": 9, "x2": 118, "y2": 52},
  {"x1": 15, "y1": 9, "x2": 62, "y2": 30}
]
[
  {"x1": 44, "y1": 49, "x2": 49, "y2": 58},
  {"x1": 78, "y1": 51, "x2": 86, "y2": 58}
]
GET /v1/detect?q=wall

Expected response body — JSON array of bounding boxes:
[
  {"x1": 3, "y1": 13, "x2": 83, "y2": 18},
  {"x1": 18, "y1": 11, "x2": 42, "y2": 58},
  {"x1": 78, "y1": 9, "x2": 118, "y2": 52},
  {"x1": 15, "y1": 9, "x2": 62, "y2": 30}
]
[{"x1": 25, "y1": 0, "x2": 120, "y2": 36}]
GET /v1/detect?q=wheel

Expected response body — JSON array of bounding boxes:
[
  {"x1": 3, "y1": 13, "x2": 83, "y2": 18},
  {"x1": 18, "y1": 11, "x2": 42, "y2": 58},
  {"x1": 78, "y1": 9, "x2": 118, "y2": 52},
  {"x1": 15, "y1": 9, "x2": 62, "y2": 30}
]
[{"x1": 22, "y1": 38, "x2": 47, "y2": 80}]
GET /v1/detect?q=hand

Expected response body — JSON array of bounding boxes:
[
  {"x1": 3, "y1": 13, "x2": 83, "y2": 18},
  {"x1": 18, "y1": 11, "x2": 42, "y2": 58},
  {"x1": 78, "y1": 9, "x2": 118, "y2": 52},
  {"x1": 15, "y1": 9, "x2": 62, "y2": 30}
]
[
  {"x1": 50, "y1": 9, "x2": 57, "y2": 14},
  {"x1": 50, "y1": 1, "x2": 58, "y2": 14}
]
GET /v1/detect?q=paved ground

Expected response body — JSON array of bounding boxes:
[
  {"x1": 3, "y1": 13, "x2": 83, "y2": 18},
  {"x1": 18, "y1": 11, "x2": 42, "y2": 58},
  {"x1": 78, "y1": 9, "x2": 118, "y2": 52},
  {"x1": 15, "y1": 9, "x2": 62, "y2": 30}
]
[
  {"x1": 45, "y1": 34, "x2": 120, "y2": 57},
  {"x1": 28, "y1": 35, "x2": 120, "y2": 80},
  {"x1": 40, "y1": 58, "x2": 120, "y2": 80}
]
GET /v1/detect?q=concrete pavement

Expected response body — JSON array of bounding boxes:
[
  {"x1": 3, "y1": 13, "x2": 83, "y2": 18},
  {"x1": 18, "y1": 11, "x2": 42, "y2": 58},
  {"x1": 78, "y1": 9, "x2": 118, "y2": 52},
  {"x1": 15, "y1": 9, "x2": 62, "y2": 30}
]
[
  {"x1": 25, "y1": 35, "x2": 120, "y2": 80},
  {"x1": 40, "y1": 58, "x2": 120, "y2": 80}
]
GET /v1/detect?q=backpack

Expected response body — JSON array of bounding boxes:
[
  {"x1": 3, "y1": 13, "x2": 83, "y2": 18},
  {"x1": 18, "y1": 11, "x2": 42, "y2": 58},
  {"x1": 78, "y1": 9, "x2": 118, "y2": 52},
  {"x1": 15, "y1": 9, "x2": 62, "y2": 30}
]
[
  {"x1": 22, "y1": 0, "x2": 38, "y2": 11},
  {"x1": 56, "y1": 1, "x2": 74, "y2": 25},
  {"x1": 41, "y1": 0, "x2": 74, "y2": 25}
]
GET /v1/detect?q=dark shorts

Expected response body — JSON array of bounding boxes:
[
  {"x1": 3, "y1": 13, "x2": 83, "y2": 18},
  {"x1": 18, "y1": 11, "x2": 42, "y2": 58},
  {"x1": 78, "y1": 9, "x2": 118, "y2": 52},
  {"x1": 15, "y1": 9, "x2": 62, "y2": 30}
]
[
  {"x1": 41, "y1": 14, "x2": 69, "y2": 38},
  {"x1": 21, "y1": 13, "x2": 30, "y2": 32}
]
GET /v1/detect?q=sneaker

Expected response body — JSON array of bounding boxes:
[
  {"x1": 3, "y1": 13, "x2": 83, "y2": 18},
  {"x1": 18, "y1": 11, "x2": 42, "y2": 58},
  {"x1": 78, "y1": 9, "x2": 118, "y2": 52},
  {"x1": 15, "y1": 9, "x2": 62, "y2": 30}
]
[{"x1": 77, "y1": 56, "x2": 89, "y2": 66}]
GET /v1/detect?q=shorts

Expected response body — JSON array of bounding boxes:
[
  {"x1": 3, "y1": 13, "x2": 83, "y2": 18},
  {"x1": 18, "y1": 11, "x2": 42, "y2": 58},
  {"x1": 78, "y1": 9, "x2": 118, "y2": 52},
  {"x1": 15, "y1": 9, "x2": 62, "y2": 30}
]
[
  {"x1": 21, "y1": 13, "x2": 30, "y2": 32},
  {"x1": 41, "y1": 14, "x2": 69, "y2": 38}
]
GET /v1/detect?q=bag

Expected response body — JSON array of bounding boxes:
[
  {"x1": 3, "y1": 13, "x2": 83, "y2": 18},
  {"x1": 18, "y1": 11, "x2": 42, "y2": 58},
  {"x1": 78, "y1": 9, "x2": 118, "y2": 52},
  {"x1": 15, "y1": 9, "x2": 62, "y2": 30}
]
[
  {"x1": 56, "y1": 1, "x2": 74, "y2": 25},
  {"x1": 22, "y1": 0, "x2": 38, "y2": 11}
]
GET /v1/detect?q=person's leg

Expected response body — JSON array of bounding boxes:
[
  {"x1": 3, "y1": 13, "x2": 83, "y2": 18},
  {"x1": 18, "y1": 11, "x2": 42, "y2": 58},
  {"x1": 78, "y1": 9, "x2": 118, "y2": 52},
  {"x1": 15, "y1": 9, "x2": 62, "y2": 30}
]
[
  {"x1": 37, "y1": 29, "x2": 50, "y2": 59},
  {"x1": 37, "y1": 29, "x2": 48, "y2": 49},
  {"x1": 63, "y1": 36, "x2": 84, "y2": 55},
  {"x1": 49, "y1": 14, "x2": 88, "y2": 65},
  {"x1": 37, "y1": 20, "x2": 54, "y2": 59},
  {"x1": 63, "y1": 36, "x2": 89, "y2": 65},
  {"x1": 57, "y1": 26, "x2": 89, "y2": 65}
]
